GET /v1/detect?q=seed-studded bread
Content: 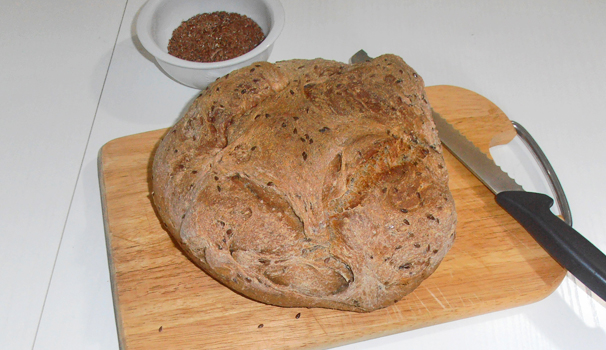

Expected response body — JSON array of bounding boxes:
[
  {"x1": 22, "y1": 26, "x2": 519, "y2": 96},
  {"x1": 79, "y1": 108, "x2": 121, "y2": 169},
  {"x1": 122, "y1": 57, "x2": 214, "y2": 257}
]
[{"x1": 151, "y1": 54, "x2": 457, "y2": 312}]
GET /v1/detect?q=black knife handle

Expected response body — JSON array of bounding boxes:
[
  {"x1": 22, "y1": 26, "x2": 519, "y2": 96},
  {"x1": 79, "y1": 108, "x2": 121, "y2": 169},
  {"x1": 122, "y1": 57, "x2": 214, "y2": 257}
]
[{"x1": 496, "y1": 190, "x2": 606, "y2": 302}]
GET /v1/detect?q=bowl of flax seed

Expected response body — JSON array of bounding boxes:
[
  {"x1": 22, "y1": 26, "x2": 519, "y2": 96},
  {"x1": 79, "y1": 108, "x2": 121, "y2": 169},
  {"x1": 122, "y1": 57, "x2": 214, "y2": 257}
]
[{"x1": 137, "y1": 0, "x2": 285, "y2": 89}]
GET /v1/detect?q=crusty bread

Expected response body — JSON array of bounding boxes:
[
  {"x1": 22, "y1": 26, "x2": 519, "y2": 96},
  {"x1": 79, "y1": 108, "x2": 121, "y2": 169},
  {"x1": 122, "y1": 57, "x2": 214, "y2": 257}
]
[{"x1": 151, "y1": 54, "x2": 456, "y2": 312}]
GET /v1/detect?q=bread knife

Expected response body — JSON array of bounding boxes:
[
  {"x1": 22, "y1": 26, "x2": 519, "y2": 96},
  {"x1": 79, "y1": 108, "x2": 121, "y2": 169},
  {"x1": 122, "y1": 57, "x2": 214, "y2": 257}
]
[
  {"x1": 349, "y1": 50, "x2": 606, "y2": 302},
  {"x1": 432, "y1": 110, "x2": 606, "y2": 301}
]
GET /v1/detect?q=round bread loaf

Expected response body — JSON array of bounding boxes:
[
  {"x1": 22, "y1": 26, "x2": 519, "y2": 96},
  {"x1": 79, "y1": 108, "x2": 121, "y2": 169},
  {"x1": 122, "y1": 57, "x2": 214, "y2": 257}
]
[{"x1": 151, "y1": 54, "x2": 456, "y2": 312}]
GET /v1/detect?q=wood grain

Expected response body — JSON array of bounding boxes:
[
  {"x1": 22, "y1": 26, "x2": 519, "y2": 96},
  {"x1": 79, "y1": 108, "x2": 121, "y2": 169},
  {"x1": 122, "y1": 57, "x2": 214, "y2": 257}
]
[{"x1": 99, "y1": 85, "x2": 566, "y2": 350}]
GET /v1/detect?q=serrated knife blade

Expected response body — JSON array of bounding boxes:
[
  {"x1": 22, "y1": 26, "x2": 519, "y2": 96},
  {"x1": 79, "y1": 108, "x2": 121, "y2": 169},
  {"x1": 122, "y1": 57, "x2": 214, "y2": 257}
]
[{"x1": 431, "y1": 110, "x2": 523, "y2": 194}]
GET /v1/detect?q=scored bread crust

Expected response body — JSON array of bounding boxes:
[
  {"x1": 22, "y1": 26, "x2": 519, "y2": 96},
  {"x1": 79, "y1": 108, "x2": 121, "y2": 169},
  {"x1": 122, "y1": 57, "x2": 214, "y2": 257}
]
[{"x1": 151, "y1": 54, "x2": 456, "y2": 312}]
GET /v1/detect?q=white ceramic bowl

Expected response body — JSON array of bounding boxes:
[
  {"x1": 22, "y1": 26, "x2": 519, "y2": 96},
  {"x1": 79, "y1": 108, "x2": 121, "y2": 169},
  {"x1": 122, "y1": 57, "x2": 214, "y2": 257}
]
[{"x1": 137, "y1": 0, "x2": 285, "y2": 89}]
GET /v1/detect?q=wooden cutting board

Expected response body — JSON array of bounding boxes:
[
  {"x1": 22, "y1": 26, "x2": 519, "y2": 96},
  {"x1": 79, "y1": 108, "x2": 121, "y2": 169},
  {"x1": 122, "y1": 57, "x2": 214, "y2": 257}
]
[{"x1": 99, "y1": 85, "x2": 566, "y2": 350}]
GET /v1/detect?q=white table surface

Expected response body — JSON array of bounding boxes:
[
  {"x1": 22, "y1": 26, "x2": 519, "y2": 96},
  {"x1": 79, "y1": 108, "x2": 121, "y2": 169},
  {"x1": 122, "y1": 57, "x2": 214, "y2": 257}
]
[{"x1": 2, "y1": 0, "x2": 606, "y2": 349}]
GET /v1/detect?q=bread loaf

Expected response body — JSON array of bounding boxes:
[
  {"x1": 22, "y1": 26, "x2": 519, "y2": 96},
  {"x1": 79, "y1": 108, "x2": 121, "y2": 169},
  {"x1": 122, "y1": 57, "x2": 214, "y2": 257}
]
[{"x1": 151, "y1": 54, "x2": 456, "y2": 312}]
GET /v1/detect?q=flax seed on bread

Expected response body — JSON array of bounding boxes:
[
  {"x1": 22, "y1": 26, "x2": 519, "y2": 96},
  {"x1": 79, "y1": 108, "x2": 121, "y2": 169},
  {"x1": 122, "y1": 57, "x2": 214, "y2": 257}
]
[{"x1": 151, "y1": 54, "x2": 456, "y2": 312}]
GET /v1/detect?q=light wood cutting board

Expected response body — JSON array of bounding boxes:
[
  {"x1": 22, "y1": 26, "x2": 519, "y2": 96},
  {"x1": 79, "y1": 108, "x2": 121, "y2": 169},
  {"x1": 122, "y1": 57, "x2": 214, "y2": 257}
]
[{"x1": 99, "y1": 85, "x2": 566, "y2": 350}]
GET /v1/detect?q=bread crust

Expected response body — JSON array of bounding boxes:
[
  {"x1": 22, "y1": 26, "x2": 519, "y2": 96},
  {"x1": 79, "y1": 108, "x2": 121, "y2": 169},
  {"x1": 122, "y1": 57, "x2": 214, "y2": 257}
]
[{"x1": 152, "y1": 54, "x2": 456, "y2": 312}]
